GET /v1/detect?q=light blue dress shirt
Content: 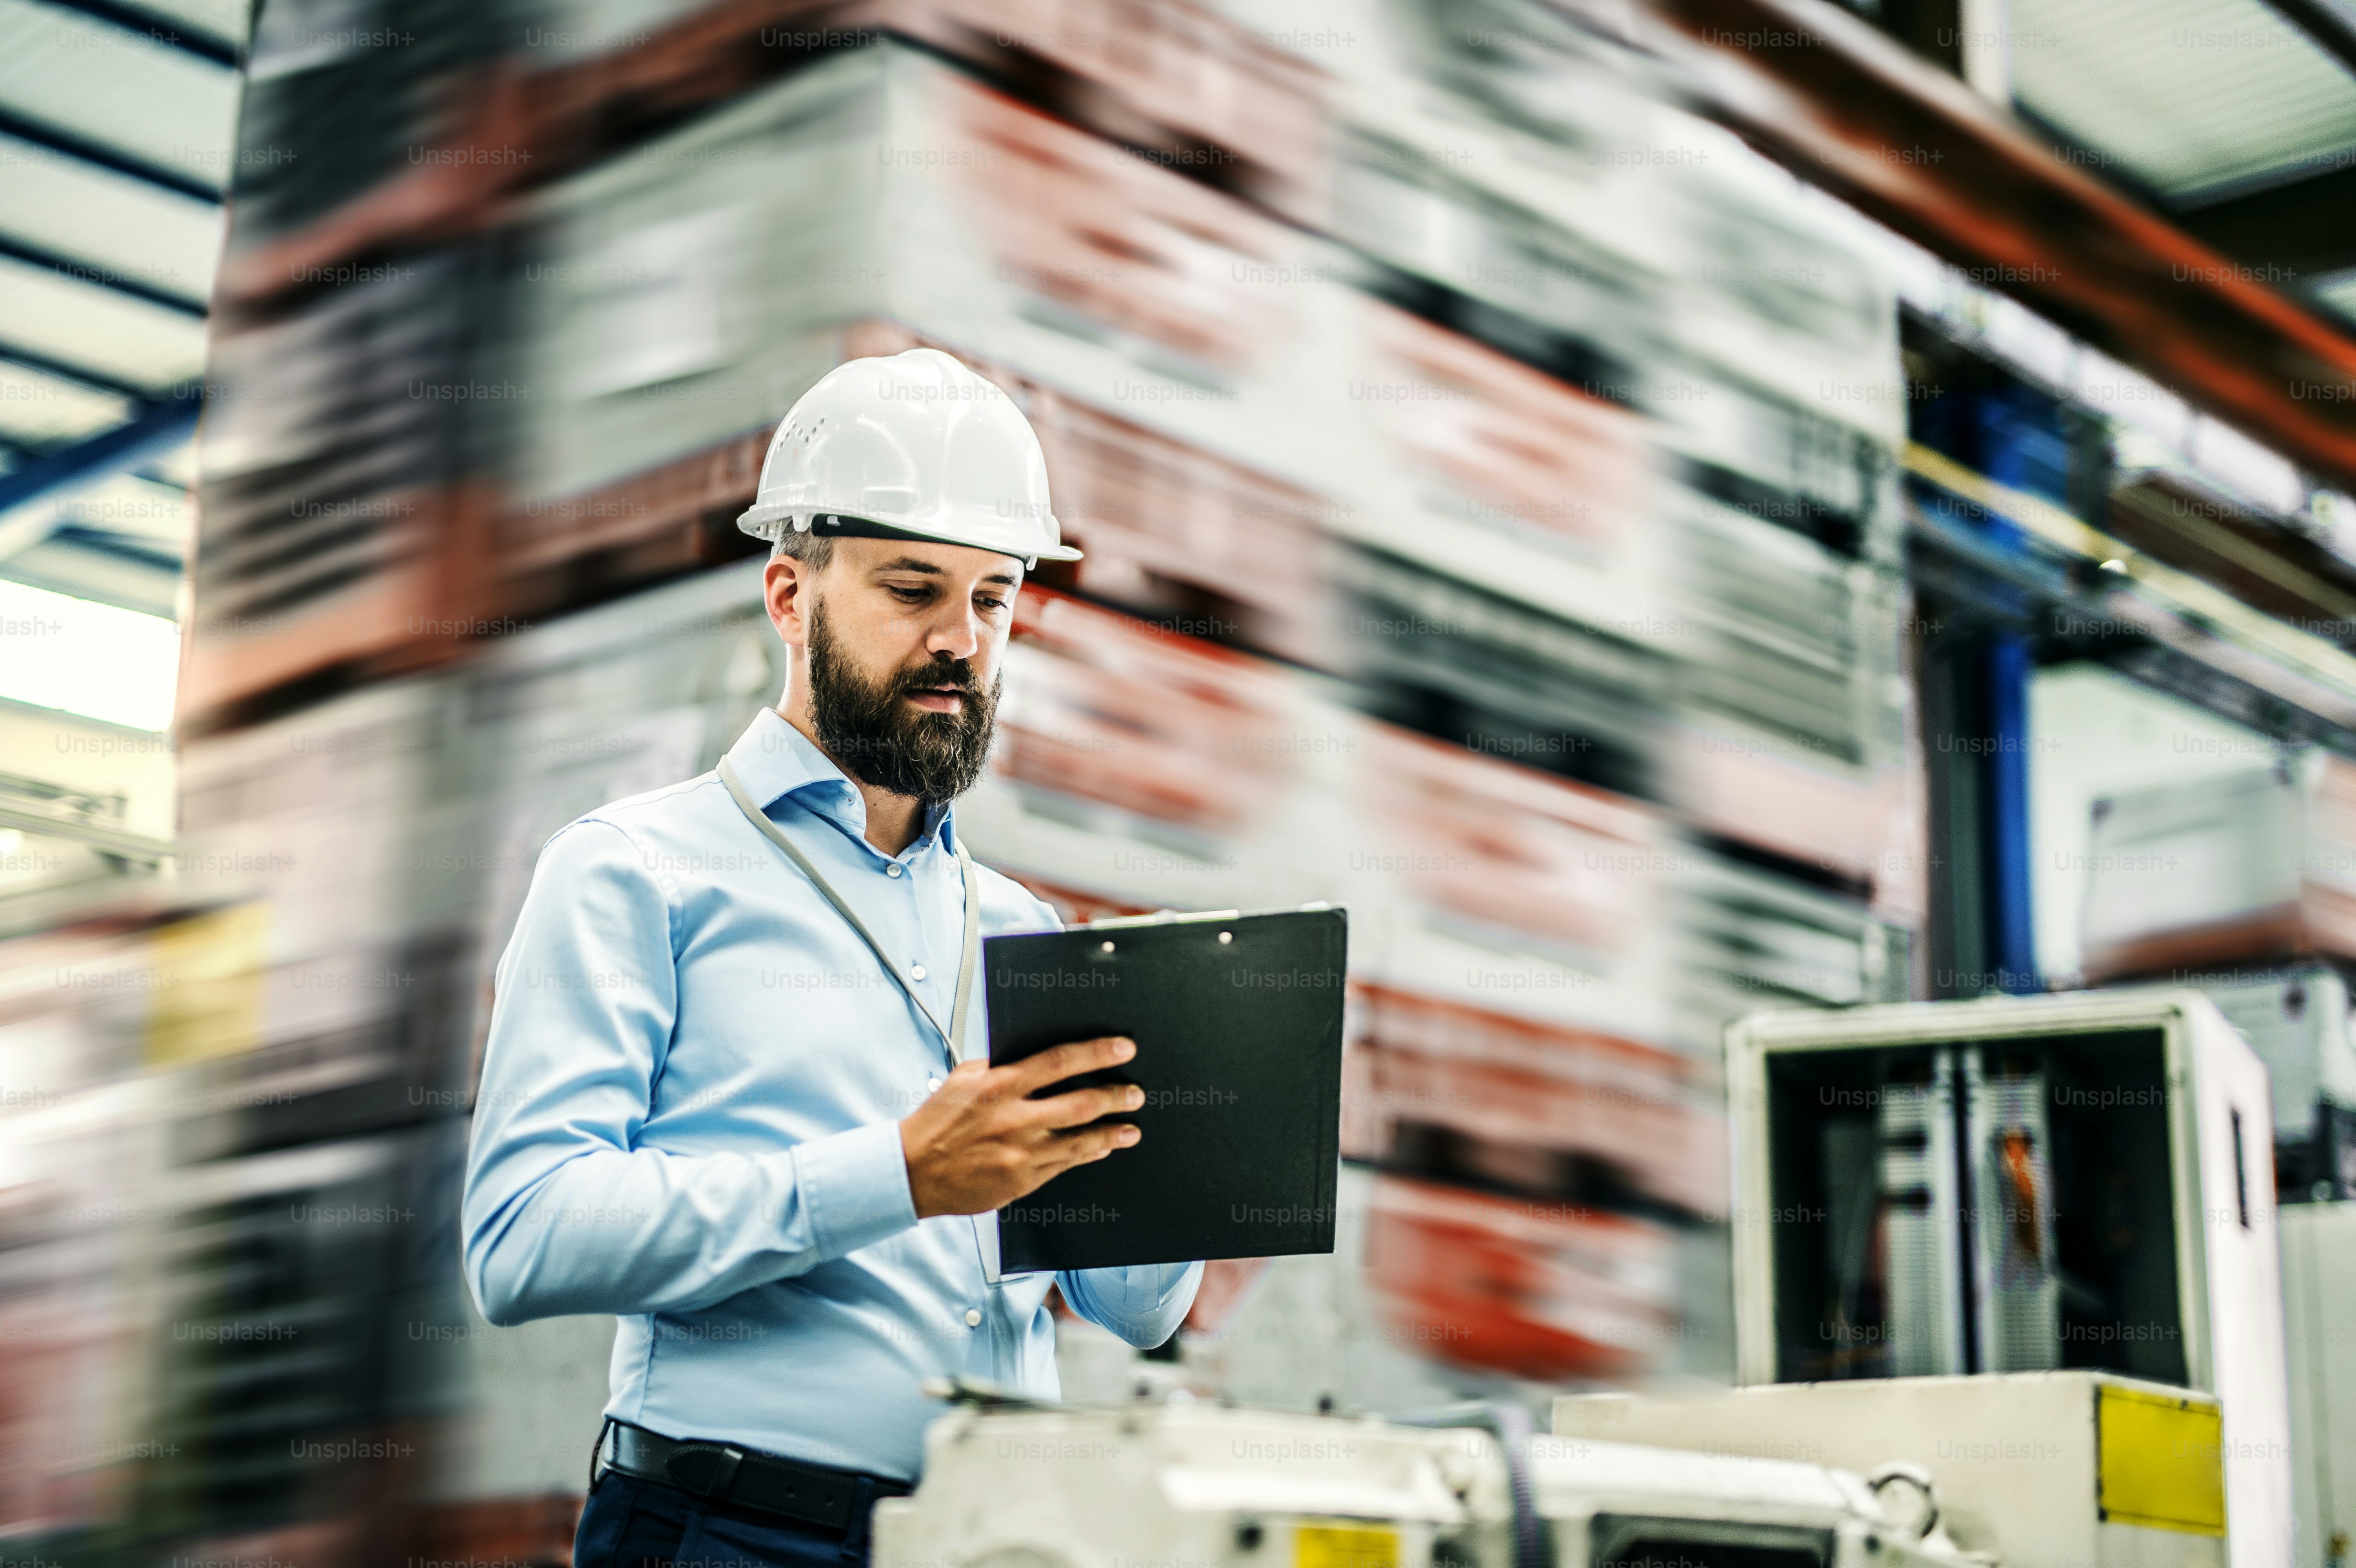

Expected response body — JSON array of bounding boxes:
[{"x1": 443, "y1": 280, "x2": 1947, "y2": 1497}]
[{"x1": 460, "y1": 707, "x2": 1202, "y2": 1480}]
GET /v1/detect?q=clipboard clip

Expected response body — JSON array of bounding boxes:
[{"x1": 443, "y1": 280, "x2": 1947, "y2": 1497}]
[
  {"x1": 1084, "y1": 907, "x2": 1242, "y2": 930},
  {"x1": 1084, "y1": 901, "x2": 1338, "y2": 930}
]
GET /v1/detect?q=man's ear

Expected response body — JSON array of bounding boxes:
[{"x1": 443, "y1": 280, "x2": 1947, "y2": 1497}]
[{"x1": 763, "y1": 552, "x2": 813, "y2": 649}]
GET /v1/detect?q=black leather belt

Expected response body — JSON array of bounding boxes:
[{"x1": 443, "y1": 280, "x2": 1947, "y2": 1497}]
[{"x1": 601, "y1": 1420, "x2": 910, "y2": 1534}]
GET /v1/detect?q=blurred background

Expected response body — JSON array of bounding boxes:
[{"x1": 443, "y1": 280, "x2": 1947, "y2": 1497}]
[{"x1": 6, "y1": 0, "x2": 2356, "y2": 1560}]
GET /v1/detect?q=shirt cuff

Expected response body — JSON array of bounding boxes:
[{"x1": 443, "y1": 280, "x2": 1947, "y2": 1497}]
[{"x1": 794, "y1": 1119, "x2": 920, "y2": 1259}]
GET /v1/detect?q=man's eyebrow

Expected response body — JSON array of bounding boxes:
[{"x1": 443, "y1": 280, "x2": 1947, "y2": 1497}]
[{"x1": 872, "y1": 556, "x2": 1024, "y2": 590}]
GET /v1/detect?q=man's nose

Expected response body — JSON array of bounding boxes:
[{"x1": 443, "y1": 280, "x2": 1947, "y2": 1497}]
[{"x1": 925, "y1": 610, "x2": 983, "y2": 662}]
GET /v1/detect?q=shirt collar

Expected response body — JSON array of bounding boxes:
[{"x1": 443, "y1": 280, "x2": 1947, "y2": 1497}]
[{"x1": 723, "y1": 708, "x2": 959, "y2": 857}]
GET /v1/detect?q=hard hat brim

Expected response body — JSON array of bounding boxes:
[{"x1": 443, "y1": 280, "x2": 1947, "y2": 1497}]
[{"x1": 736, "y1": 504, "x2": 1084, "y2": 564}]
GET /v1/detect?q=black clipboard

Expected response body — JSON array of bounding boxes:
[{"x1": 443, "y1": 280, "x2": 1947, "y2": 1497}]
[{"x1": 983, "y1": 904, "x2": 1347, "y2": 1274}]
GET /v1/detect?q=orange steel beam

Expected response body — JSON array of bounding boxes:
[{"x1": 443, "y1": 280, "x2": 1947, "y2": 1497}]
[{"x1": 1621, "y1": 0, "x2": 2356, "y2": 489}]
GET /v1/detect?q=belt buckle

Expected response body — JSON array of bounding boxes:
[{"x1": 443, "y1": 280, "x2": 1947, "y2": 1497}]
[{"x1": 665, "y1": 1442, "x2": 747, "y2": 1502}]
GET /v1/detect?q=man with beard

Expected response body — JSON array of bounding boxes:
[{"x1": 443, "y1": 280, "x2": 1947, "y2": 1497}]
[{"x1": 460, "y1": 349, "x2": 1203, "y2": 1568}]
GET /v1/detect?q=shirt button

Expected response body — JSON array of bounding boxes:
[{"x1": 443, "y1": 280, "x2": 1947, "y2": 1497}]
[
  {"x1": 910, "y1": 963, "x2": 927, "y2": 980},
  {"x1": 886, "y1": 863, "x2": 903, "y2": 878},
  {"x1": 964, "y1": 1309, "x2": 982, "y2": 1328},
  {"x1": 927, "y1": 1076, "x2": 942, "y2": 1092}
]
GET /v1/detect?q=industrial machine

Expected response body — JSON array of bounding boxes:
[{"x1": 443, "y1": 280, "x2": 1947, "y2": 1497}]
[
  {"x1": 873, "y1": 1393, "x2": 1996, "y2": 1568},
  {"x1": 1556, "y1": 1373, "x2": 2234, "y2": 1568},
  {"x1": 1718, "y1": 991, "x2": 2291, "y2": 1568},
  {"x1": 2199, "y1": 969, "x2": 2356, "y2": 1202},
  {"x1": 872, "y1": 991, "x2": 2295, "y2": 1568},
  {"x1": 2282, "y1": 1203, "x2": 2356, "y2": 1568}
]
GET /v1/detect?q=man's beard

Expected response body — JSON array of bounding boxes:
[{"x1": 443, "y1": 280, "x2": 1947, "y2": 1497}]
[{"x1": 804, "y1": 598, "x2": 1002, "y2": 806}]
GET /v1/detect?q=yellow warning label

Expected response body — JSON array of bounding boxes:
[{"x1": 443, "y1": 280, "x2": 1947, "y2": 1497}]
[
  {"x1": 1295, "y1": 1523, "x2": 1400, "y2": 1568},
  {"x1": 2097, "y1": 1382, "x2": 2227, "y2": 1537}
]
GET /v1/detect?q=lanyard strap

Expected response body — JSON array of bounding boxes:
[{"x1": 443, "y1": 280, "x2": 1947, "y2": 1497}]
[{"x1": 718, "y1": 753, "x2": 981, "y2": 1071}]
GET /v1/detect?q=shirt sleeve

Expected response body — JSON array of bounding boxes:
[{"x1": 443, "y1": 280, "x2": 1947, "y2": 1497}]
[
  {"x1": 459, "y1": 816, "x2": 918, "y2": 1326},
  {"x1": 1055, "y1": 1261, "x2": 1206, "y2": 1348}
]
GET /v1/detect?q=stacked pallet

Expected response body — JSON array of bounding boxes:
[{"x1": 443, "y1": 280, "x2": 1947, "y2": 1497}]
[{"x1": 132, "y1": 0, "x2": 1931, "y2": 1542}]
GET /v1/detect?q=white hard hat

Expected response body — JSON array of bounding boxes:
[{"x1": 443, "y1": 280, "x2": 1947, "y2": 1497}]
[{"x1": 737, "y1": 348, "x2": 1082, "y2": 567}]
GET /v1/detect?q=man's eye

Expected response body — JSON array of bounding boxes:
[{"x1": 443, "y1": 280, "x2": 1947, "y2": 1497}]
[
  {"x1": 976, "y1": 597, "x2": 1010, "y2": 613},
  {"x1": 887, "y1": 585, "x2": 929, "y2": 603}
]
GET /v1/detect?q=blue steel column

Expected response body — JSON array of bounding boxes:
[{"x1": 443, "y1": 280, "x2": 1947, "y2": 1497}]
[{"x1": 1985, "y1": 632, "x2": 2037, "y2": 992}]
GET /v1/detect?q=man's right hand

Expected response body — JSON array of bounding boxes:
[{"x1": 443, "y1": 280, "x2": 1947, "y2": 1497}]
[{"x1": 900, "y1": 1036, "x2": 1145, "y2": 1220}]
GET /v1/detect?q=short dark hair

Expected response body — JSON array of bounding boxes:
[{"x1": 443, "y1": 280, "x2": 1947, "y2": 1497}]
[{"x1": 768, "y1": 528, "x2": 835, "y2": 570}]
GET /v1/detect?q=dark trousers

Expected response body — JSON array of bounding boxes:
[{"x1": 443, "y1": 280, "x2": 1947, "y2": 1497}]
[{"x1": 573, "y1": 1463, "x2": 897, "y2": 1568}]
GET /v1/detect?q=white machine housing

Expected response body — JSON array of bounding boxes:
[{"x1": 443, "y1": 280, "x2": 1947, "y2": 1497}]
[
  {"x1": 2198, "y1": 969, "x2": 2356, "y2": 1200},
  {"x1": 1724, "y1": 991, "x2": 2292, "y2": 1568},
  {"x1": 872, "y1": 1400, "x2": 1996, "y2": 1568},
  {"x1": 1557, "y1": 1372, "x2": 2229, "y2": 1568},
  {"x1": 2281, "y1": 1202, "x2": 2356, "y2": 1568}
]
